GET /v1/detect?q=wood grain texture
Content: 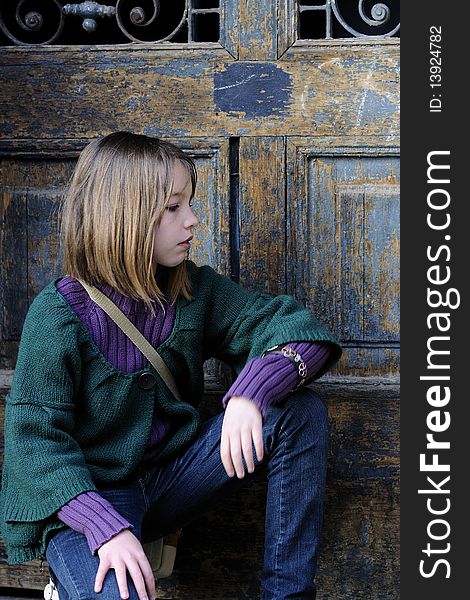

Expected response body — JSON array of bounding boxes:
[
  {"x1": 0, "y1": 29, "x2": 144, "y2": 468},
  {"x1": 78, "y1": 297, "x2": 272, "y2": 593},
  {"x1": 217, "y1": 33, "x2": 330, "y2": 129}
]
[
  {"x1": 220, "y1": 0, "x2": 239, "y2": 60},
  {"x1": 238, "y1": 0, "x2": 277, "y2": 61},
  {"x1": 0, "y1": 44, "x2": 398, "y2": 142},
  {"x1": 238, "y1": 137, "x2": 286, "y2": 294},
  {"x1": 0, "y1": 376, "x2": 399, "y2": 599},
  {"x1": 277, "y1": 0, "x2": 297, "y2": 58},
  {"x1": 0, "y1": 190, "x2": 28, "y2": 342},
  {"x1": 0, "y1": 159, "x2": 75, "y2": 368},
  {"x1": 286, "y1": 140, "x2": 400, "y2": 375}
]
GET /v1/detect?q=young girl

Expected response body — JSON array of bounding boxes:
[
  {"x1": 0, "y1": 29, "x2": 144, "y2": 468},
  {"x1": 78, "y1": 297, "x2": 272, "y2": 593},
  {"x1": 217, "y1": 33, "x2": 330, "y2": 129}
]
[{"x1": 0, "y1": 132, "x2": 341, "y2": 600}]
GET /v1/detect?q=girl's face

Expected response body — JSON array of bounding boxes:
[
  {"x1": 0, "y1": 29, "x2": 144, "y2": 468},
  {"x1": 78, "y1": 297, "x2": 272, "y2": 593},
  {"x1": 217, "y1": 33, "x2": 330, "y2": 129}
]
[{"x1": 152, "y1": 160, "x2": 199, "y2": 269}]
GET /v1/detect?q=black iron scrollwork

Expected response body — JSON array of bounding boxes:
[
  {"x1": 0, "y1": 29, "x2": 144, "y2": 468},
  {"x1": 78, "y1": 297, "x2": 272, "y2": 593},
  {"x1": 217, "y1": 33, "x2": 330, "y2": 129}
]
[
  {"x1": 331, "y1": 0, "x2": 399, "y2": 38},
  {"x1": 0, "y1": 0, "x2": 65, "y2": 45},
  {"x1": 299, "y1": 0, "x2": 399, "y2": 39},
  {"x1": 63, "y1": 2, "x2": 116, "y2": 33},
  {"x1": 0, "y1": 0, "x2": 217, "y2": 46},
  {"x1": 115, "y1": 0, "x2": 187, "y2": 43}
]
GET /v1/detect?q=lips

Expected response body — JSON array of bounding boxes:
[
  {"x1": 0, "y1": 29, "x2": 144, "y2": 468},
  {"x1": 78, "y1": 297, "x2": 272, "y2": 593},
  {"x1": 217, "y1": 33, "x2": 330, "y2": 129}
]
[{"x1": 179, "y1": 236, "x2": 193, "y2": 245}]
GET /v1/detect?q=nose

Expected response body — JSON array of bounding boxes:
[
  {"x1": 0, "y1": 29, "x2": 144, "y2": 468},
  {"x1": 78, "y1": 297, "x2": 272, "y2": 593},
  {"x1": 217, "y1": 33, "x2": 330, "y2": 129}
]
[{"x1": 184, "y1": 206, "x2": 199, "y2": 229}]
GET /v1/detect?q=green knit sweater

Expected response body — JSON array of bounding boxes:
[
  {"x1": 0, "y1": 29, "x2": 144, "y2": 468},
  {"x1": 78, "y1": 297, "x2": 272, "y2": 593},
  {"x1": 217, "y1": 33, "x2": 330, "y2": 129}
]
[{"x1": 0, "y1": 261, "x2": 341, "y2": 564}]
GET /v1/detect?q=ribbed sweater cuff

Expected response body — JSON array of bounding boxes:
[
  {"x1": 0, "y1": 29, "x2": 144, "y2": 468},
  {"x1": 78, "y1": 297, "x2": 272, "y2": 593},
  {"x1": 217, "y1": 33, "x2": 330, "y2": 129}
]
[
  {"x1": 57, "y1": 491, "x2": 132, "y2": 555},
  {"x1": 222, "y1": 341, "x2": 331, "y2": 417}
]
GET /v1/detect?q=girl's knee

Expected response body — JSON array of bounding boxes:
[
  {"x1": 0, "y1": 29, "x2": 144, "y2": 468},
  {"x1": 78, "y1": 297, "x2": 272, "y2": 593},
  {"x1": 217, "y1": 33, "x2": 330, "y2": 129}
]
[
  {"x1": 290, "y1": 386, "x2": 327, "y2": 420},
  {"x1": 261, "y1": 387, "x2": 329, "y2": 466},
  {"x1": 263, "y1": 387, "x2": 329, "y2": 457},
  {"x1": 284, "y1": 387, "x2": 329, "y2": 443}
]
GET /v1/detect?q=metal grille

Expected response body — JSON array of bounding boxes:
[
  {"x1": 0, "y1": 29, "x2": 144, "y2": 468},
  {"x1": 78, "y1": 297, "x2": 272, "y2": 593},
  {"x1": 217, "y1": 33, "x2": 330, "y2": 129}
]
[
  {"x1": 298, "y1": 0, "x2": 400, "y2": 39},
  {"x1": 0, "y1": 0, "x2": 221, "y2": 46}
]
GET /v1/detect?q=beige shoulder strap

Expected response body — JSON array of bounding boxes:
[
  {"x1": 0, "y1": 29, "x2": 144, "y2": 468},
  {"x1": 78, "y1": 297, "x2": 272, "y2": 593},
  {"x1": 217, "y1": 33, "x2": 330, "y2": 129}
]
[{"x1": 79, "y1": 281, "x2": 182, "y2": 402}]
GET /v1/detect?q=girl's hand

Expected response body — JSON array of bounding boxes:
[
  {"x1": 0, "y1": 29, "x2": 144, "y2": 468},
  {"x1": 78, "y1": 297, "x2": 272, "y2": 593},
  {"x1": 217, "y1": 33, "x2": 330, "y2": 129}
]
[
  {"x1": 220, "y1": 396, "x2": 264, "y2": 478},
  {"x1": 95, "y1": 529, "x2": 155, "y2": 600}
]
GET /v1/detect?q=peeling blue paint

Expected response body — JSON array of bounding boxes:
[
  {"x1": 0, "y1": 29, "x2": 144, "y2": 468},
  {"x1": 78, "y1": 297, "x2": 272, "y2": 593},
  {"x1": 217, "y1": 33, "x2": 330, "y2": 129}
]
[
  {"x1": 125, "y1": 59, "x2": 209, "y2": 77},
  {"x1": 142, "y1": 125, "x2": 192, "y2": 137},
  {"x1": 126, "y1": 95, "x2": 150, "y2": 111},
  {"x1": 214, "y1": 63, "x2": 292, "y2": 119},
  {"x1": 356, "y1": 89, "x2": 397, "y2": 126}
]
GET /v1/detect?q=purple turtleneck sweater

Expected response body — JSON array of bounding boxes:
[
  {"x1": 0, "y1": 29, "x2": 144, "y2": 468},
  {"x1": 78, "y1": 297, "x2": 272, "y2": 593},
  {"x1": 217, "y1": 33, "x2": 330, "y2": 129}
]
[{"x1": 55, "y1": 276, "x2": 331, "y2": 553}]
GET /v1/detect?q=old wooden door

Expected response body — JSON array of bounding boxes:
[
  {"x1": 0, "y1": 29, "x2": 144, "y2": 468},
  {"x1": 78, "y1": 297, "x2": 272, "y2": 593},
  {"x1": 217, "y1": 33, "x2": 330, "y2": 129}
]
[{"x1": 1, "y1": 1, "x2": 400, "y2": 598}]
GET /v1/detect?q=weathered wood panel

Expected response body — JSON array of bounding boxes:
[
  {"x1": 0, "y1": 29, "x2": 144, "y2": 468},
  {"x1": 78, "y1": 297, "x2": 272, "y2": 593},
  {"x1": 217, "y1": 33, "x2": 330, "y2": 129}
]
[
  {"x1": 335, "y1": 182, "x2": 400, "y2": 343},
  {"x1": 277, "y1": 0, "x2": 297, "y2": 58},
  {"x1": 0, "y1": 185, "x2": 65, "y2": 360},
  {"x1": 220, "y1": 1, "x2": 238, "y2": 60},
  {"x1": 363, "y1": 185, "x2": 400, "y2": 341},
  {"x1": 27, "y1": 190, "x2": 63, "y2": 298},
  {"x1": 0, "y1": 159, "x2": 76, "y2": 369},
  {"x1": 336, "y1": 346, "x2": 399, "y2": 377},
  {"x1": 238, "y1": 0, "x2": 277, "y2": 61},
  {"x1": 0, "y1": 375, "x2": 399, "y2": 599},
  {"x1": 286, "y1": 141, "x2": 400, "y2": 375},
  {"x1": 238, "y1": 137, "x2": 286, "y2": 294},
  {"x1": 0, "y1": 44, "x2": 399, "y2": 143},
  {"x1": 0, "y1": 190, "x2": 28, "y2": 341}
]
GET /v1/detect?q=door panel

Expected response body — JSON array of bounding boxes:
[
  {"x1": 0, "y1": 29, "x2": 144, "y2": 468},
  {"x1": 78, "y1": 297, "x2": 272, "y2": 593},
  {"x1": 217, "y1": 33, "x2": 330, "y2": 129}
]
[
  {"x1": 1, "y1": 189, "x2": 28, "y2": 341},
  {"x1": 238, "y1": 136, "x2": 286, "y2": 295},
  {"x1": 0, "y1": 43, "x2": 398, "y2": 143},
  {"x1": 286, "y1": 141, "x2": 399, "y2": 374},
  {"x1": 1, "y1": 159, "x2": 74, "y2": 362}
]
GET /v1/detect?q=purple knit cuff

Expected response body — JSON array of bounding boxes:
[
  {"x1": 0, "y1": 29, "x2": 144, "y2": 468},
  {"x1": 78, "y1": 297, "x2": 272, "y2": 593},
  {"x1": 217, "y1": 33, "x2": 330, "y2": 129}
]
[
  {"x1": 57, "y1": 491, "x2": 133, "y2": 554},
  {"x1": 222, "y1": 341, "x2": 331, "y2": 417}
]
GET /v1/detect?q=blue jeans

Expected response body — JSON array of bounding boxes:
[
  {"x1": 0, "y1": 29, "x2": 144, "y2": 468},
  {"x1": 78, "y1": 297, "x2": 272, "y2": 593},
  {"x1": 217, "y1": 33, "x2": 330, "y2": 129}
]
[{"x1": 46, "y1": 387, "x2": 328, "y2": 600}]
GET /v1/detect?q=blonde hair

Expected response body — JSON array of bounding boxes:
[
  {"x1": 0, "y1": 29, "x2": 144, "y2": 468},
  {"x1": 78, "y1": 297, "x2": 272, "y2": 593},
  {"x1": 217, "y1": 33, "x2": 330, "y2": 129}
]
[{"x1": 60, "y1": 131, "x2": 197, "y2": 309}]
